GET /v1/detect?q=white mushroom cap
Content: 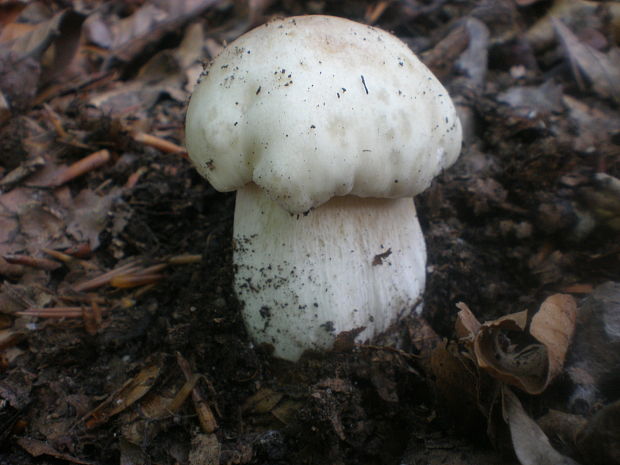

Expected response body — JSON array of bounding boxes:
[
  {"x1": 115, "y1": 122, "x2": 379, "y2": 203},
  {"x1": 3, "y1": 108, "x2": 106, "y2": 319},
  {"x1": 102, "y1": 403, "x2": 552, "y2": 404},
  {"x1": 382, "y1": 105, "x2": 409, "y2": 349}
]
[{"x1": 186, "y1": 15, "x2": 462, "y2": 214}]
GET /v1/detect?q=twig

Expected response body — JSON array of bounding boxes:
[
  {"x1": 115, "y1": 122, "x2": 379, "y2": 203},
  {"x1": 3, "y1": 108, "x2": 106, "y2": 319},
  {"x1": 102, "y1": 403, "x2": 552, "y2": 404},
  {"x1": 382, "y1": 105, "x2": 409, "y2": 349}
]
[
  {"x1": 63, "y1": 243, "x2": 92, "y2": 259},
  {"x1": 168, "y1": 254, "x2": 202, "y2": 265},
  {"x1": 125, "y1": 166, "x2": 148, "y2": 189},
  {"x1": 49, "y1": 149, "x2": 111, "y2": 187},
  {"x1": 132, "y1": 132, "x2": 187, "y2": 157},
  {"x1": 176, "y1": 352, "x2": 218, "y2": 433},
  {"x1": 17, "y1": 306, "x2": 109, "y2": 318},
  {"x1": 3, "y1": 254, "x2": 62, "y2": 271},
  {"x1": 83, "y1": 299, "x2": 102, "y2": 335},
  {"x1": 365, "y1": 1, "x2": 392, "y2": 24}
]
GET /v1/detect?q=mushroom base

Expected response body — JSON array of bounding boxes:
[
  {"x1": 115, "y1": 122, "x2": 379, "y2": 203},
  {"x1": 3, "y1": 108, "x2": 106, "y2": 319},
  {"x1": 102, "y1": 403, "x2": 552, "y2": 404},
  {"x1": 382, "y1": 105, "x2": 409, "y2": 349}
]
[{"x1": 233, "y1": 183, "x2": 427, "y2": 361}]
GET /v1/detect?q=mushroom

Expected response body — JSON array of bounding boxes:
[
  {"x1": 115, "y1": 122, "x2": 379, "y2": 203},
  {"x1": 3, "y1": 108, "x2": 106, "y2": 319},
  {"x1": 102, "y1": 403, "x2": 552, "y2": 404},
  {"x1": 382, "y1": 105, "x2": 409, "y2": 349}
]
[{"x1": 185, "y1": 15, "x2": 462, "y2": 361}]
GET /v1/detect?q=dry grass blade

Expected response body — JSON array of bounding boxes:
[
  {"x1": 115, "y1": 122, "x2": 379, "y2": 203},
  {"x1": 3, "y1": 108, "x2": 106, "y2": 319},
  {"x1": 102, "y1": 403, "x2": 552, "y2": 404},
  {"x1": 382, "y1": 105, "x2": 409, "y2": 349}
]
[
  {"x1": 72, "y1": 260, "x2": 142, "y2": 292},
  {"x1": 109, "y1": 263, "x2": 167, "y2": 288},
  {"x1": 17, "y1": 306, "x2": 110, "y2": 318},
  {"x1": 82, "y1": 362, "x2": 162, "y2": 429},
  {"x1": 110, "y1": 273, "x2": 164, "y2": 288},
  {"x1": 133, "y1": 263, "x2": 167, "y2": 275}
]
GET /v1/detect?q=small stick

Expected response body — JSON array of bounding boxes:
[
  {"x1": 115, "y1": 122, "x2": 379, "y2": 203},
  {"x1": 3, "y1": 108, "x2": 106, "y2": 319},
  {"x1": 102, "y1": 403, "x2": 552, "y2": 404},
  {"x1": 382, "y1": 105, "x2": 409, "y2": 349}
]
[
  {"x1": 168, "y1": 254, "x2": 202, "y2": 265},
  {"x1": 3, "y1": 254, "x2": 62, "y2": 271},
  {"x1": 92, "y1": 298, "x2": 103, "y2": 326},
  {"x1": 132, "y1": 283, "x2": 157, "y2": 299},
  {"x1": 562, "y1": 283, "x2": 593, "y2": 294},
  {"x1": 83, "y1": 300, "x2": 102, "y2": 335},
  {"x1": 42, "y1": 248, "x2": 74, "y2": 264},
  {"x1": 125, "y1": 166, "x2": 148, "y2": 189},
  {"x1": 365, "y1": 1, "x2": 391, "y2": 24},
  {"x1": 109, "y1": 274, "x2": 164, "y2": 288},
  {"x1": 166, "y1": 374, "x2": 201, "y2": 414},
  {"x1": 17, "y1": 306, "x2": 109, "y2": 318},
  {"x1": 133, "y1": 263, "x2": 167, "y2": 275},
  {"x1": 176, "y1": 352, "x2": 218, "y2": 433},
  {"x1": 132, "y1": 132, "x2": 187, "y2": 157},
  {"x1": 42, "y1": 247, "x2": 99, "y2": 271},
  {"x1": 50, "y1": 149, "x2": 111, "y2": 187},
  {"x1": 63, "y1": 243, "x2": 92, "y2": 258}
]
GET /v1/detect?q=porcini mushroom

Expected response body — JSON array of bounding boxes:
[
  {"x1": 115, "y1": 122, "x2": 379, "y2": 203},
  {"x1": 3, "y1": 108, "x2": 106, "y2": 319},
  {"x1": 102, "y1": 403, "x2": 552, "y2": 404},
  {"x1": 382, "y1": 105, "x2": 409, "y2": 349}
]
[{"x1": 185, "y1": 15, "x2": 462, "y2": 361}]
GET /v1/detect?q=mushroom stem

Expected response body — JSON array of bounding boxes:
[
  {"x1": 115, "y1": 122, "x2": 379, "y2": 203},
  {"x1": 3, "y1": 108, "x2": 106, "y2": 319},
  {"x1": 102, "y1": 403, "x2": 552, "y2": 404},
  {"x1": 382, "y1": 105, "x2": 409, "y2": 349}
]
[{"x1": 233, "y1": 183, "x2": 426, "y2": 361}]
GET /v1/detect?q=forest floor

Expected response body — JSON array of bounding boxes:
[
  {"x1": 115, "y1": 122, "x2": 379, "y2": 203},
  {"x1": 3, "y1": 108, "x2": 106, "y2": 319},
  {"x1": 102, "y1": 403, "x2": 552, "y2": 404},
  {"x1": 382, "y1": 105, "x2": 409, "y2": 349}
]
[{"x1": 0, "y1": 1, "x2": 619, "y2": 464}]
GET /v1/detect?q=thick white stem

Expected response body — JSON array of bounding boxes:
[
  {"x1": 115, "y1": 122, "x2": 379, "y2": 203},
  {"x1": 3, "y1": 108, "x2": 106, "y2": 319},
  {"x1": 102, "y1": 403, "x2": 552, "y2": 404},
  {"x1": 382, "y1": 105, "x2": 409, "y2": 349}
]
[{"x1": 233, "y1": 183, "x2": 426, "y2": 361}]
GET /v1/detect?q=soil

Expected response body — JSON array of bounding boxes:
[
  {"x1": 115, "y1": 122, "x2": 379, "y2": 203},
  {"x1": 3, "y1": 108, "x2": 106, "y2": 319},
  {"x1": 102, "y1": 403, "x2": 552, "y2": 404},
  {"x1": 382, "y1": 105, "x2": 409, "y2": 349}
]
[{"x1": 0, "y1": 1, "x2": 619, "y2": 465}]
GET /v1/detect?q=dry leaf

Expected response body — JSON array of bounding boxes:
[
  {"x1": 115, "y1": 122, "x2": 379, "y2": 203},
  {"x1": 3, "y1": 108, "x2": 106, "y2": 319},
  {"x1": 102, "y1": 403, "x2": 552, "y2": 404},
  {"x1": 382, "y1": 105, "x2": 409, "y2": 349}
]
[
  {"x1": 120, "y1": 382, "x2": 195, "y2": 445},
  {"x1": 502, "y1": 386, "x2": 580, "y2": 465},
  {"x1": 525, "y1": 0, "x2": 600, "y2": 51},
  {"x1": 189, "y1": 433, "x2": 220, "y2": 465},
  {"x1": 174, "y1": 21, "x2": 205, "y2": 69},
  {"x1": 17, "y1": 437, "x2": 94, "y2": 465},
  {"x1": 83, "y1": 362, "x2": 162, "y2": 429},
  {"x1": 176, "y1": 351, "x2": 218, "y2": 433},
  {"x1": 455, "y1": 301, "x2": 481, "y2": 340},
  {"x1": 529, "y1": 294, "x2": 577, "y2": 388},
  {"x1": 553, "y1": 18, "x2": 620, "y2": 103},
  {"x1": 455, "y1": 17, "x2": 489, "y2": 89},
  {"x1": 497, "y1": 80, "x2": 564, "y2": 114},
  {"x1": 473, "y1": 310, "x2": 548, "y2": 393},
  {"x1": 105, "y1": 0, "x2": 222, "y2": 65},
  {"x1": 242, "y1": 387, "x2": 283, "y2": 414},
  {"x1": 430, "y1": 341, "x2": 484, "y2": 422},
  {"x1": 66, "y1": 188, "x2": 121, "y2": 250},
  {"x1": 0, "y1": 51, "x2": 40, "y2": 115},
  {"x1": 473, "y1": 294, "x2": 577, "y2": 394},
  {"x1": 4, "y1": 9, "x2": 84, "y2": 85},
  {"x1": 271, "y1": 399, "x2": 303, "y2": 425}
]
